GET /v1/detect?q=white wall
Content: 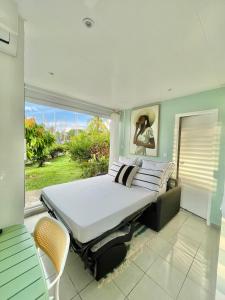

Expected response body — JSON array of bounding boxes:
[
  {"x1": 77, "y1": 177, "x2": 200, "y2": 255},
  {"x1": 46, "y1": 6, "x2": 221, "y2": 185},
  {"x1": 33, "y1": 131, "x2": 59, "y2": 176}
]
[{"x1": 0, "y1": 3, "x2": 24, "y2": 228}]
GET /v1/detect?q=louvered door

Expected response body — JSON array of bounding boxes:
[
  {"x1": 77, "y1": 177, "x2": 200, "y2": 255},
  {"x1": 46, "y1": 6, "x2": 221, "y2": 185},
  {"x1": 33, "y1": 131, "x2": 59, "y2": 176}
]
[{"x1": 178, "y1": 112, "x2": 219, "y2": 220}]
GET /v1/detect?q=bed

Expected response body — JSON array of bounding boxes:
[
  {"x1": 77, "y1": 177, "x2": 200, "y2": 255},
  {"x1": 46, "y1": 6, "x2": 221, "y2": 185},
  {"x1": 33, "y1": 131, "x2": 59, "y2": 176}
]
[
  {"x1": 41, "y1": 173, "x2": 181, "y2": 280},
  {"x1": 41, "y1": 174, "x2": 157, "y2": 243}
]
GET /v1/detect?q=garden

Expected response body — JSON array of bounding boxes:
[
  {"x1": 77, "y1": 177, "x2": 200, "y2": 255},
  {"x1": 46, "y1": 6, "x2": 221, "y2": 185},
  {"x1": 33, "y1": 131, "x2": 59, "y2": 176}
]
[{"x1": 25, "y1": 117, "x2": 110, "y2": 195}]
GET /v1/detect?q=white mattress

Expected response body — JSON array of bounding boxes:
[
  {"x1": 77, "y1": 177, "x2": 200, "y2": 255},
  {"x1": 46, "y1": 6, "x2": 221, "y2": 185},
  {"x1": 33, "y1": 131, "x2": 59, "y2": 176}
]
[{"x1": 41, "y1": 175, "x2": 157, "y2": 243}]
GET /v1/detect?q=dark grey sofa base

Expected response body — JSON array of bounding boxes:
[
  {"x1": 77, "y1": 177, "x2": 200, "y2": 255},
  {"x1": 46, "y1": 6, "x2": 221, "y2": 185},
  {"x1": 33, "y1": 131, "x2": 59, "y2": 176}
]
[{"x1": 139, "y1": 186, "x2": 181, "y2": 231}]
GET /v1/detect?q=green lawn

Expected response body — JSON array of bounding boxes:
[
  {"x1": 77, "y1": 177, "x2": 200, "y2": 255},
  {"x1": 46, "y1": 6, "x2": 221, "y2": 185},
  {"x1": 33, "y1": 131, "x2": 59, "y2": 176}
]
[{"x1": 25, "y1": 155, "x2": 83, "y2": 191}]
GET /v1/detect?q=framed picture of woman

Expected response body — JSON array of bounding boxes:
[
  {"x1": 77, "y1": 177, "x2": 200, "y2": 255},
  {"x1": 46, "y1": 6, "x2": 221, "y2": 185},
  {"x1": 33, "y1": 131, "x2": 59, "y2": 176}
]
[{"x1": 130, "y1": 105, "x2": 160, "y2": 157}]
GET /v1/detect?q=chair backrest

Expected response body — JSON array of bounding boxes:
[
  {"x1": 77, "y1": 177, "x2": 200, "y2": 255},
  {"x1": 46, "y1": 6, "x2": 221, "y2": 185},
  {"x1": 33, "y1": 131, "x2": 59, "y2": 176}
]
[{"x1": 34, "y1": 217, "x2": 70, "y2": 275}]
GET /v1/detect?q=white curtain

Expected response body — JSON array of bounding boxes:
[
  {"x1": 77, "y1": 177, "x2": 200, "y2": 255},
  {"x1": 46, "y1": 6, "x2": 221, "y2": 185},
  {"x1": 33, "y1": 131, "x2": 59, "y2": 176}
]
[
  {"x1": 221, "y1": 182, "x2": 225, "y2": 218},
  {"x1": 109, "y1": 112, "x2": 120, "y2": 167}
]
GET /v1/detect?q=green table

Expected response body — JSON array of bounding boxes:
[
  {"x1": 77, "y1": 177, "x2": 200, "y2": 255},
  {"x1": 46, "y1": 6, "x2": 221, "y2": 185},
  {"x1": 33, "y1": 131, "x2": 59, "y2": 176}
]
[{"x1": 0, "y1": 224, "x2": 49, "y2": 300}]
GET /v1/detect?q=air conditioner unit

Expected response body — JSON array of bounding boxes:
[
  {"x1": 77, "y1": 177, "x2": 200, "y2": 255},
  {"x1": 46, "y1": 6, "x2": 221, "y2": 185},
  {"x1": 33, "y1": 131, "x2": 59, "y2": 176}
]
[{"x1": 0, "y1": 0, "x2": 18, "y2": 57}]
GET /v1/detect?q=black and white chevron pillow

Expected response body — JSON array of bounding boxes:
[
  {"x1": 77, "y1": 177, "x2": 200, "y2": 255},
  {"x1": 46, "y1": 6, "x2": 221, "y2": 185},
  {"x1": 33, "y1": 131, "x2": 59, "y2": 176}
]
[{"x1": 114, "y1": 164, "x2": 139, "y2": 188}]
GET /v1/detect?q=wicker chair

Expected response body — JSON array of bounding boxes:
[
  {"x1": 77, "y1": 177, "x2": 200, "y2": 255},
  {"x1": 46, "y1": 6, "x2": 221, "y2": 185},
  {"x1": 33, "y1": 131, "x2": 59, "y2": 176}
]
[{"x1": 33, "y1": 217, "x2": 70, "y2": 300}]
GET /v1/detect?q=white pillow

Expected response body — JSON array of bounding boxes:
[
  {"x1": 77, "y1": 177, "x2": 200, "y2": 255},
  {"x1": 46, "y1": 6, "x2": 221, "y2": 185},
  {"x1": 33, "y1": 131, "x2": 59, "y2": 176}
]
[
  {"x1": 158, "y1": 183, "x2": 167, "y2": 196},
  {"x1": 142, "y1": 160, "x2": 175, "y2": 183},
  {"x1": 119, "y1": 156, "x2": 142, "y2": 166},
  {"x1": 132, "y1": 167, "x2": 164, "y2": 193},
  {"x1": 108, "y1": 161, "x2": 123, "y2": 177}
]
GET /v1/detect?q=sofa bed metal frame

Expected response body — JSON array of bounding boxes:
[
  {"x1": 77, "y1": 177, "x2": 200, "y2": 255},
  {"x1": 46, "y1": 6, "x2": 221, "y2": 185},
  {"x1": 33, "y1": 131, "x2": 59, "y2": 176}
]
[{"x1": 41, "y1": 185, "x2": 181, "y2": 280}]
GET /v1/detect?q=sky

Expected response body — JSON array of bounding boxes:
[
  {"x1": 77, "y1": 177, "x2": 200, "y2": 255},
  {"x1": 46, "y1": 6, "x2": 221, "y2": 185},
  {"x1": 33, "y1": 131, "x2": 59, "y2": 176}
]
[{"x1": 25, "y1": 101, "x2": 97, "y2": 132}]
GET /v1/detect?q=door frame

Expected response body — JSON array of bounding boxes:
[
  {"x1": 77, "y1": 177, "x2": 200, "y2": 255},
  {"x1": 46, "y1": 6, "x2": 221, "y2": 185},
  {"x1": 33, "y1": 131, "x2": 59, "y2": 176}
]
[{"x1": 173, "y1": 109, "x2": 219, "y2": 225}]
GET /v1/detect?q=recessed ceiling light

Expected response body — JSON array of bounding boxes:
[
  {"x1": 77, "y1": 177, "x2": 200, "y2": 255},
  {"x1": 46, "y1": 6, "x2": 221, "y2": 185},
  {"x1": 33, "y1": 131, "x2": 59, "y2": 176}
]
[
  {"x1": 48, "y1": 72, "x2": 54, "y2": 76},
  {"x1": 83, "y1": 18, "x2": 94, "y2": 28}
]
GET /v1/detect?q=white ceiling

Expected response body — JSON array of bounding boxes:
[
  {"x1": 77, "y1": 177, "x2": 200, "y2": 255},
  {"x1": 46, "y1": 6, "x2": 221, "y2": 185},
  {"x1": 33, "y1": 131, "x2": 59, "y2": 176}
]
[{"x1": 16, "y1": 0, "x2": 225, "y2": 110}]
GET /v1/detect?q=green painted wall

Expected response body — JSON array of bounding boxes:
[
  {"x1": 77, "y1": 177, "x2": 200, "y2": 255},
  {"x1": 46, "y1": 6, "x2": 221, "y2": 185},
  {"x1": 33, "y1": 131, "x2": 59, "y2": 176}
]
[{"x1": 120, "y1": 87, "x2": 225, "y2": 226}]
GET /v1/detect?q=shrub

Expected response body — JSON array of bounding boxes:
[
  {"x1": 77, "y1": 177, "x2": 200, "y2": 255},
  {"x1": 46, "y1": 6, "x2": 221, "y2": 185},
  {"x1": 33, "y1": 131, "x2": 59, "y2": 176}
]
[
  {"x1": 68, "y1": 117, "x2": 110, "y2": 162},
  {"x1": 69, "y1": 133, "x2": 110, "y2": 162},
  {"x1": 89, "y1": 133, "x2": 110, "y2": 160},
  {"x1": 69, "y1": 132, "x2": 92, "y2": 161},
  {"x1": 81, "y1": 157, "x2": 109, "y2": 178},
  {"x1": 25, "y1": 118, "x2": 55, "y2": 167},
  {"x1": 68, "y1": 116, "x2": 110, "y2": 180},
  {"x1": 49, "y1": 143, "x2": 67, "y2": 159}
]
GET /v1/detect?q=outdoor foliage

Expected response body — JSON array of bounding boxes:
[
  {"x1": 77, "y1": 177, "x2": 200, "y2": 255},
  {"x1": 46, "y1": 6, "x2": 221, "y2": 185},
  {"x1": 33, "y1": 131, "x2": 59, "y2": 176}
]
[
  {"x1": 25, "y1": 118, "x2": 55, "y2": 167},
  {"x1": 49, "y1": 143, "x2": 68, "y2": 159},
  {"x1": 81, "y1": 157, "x2": 109, "y2": 178},
  {"x1": 25, "y1": 116, "x2": 110, "y2": 193},
  {"x1": 69, "y1": 131, "x2": 93, "y2": 161},
  {"x1": 69, "y1": 117, "x2": 110, "y2": 161},
  {"x1": 69, "y1": 117, "x2": 110, "y2": 177}
]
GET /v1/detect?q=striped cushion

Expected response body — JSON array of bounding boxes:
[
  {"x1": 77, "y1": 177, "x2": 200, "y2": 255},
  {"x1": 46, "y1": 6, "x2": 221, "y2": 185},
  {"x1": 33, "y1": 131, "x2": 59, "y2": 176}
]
[
  {"x1": 119, "y1": 156, "x2": 142, "y2": 166},
  {"x1": 132, "y1": 167, "x2": 164, "y2": 192},
  {"x1": 142, "y1": 160, "x2": 175, "y2": 183},
  {"x1": 115, "y1": 165, "x2": 139, "y2": 188},
  {"x1": 108, "y1": 161, "x2": 123, "y2": 177}
]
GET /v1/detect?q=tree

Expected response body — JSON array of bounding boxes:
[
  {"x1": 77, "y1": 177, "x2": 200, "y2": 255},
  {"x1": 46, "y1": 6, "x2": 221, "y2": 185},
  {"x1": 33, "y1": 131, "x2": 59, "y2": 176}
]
[
  {"x1": 68, "y1": 117, "x2": 110, "y2": 162},
  {"x1": 86, "y1": 117, "x2": 108, "y2": 134},
  {"x1": 25, "y1": 118, "x2": 55, "y2": 167}
]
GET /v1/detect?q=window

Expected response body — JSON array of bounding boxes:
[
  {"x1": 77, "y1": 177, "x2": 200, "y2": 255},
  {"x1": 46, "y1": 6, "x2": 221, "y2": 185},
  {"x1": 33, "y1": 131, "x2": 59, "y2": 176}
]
[{"x1": 25, "y1": 101, "x2": 110, "y2": 211}]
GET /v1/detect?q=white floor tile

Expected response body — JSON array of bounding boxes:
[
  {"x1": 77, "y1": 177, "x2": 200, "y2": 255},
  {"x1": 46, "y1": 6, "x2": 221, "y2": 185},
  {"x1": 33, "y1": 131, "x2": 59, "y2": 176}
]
[
  {"x1": 66, "y1": 254, "x2": 93, "y2": 292},
  {"x1": 178, "y1": 224, "x2": 205, "y2": 243},
  {"x1": 160, "y1": 246, "x2": 193, "y2": 273},
  {"x1": 195, "y1": 242, "x2": 219, "y2": 266},
  {"x1": 147, "y1": 257, "x2": 186, "y2": 298},
  {"x1": 113, "y1": 262, "x2": 144, "y2": 296},
  {"x1": 157, "y1": 226, "x2": 179, "y2": 241},
  {"x1": 130, "y1": 228, "x2": 155, "y2": 250},
  {"x1": 179, "y1": 209, "x2": 193, "y2": 217},
  {"x1": 168, "y1": 211, "x2": 189, "y2": 228},
  {"x1": 178, "y1": 278, "x2": 215, "y2": 300},
  {"x1": 187, "y1": 258, "x2": 217, "y2": 293},
  {"x1": 139, "y1": 227, "x2": 157, "y2": 239},
  {"x1": 169, "y1": 232, "x2": 200, "y2": 257},
  {"x1": 148, "y1": 236, "x2": 173, "y2": 255},
  {"x1": 71, "y1": 295, "x2": 81, "y2": 300},
  {"x1": 183, "y1": 215, "x2": 207, "y2": 231},
  {"x1": 201, "y1": 226, "x2": 220, "y2": 247},
  {"x1": 128, "y1": 275, "x2": 172, "y2": 300},
  {"x1": 66, "y1": 251, "x2": 79, "y2": 264},
  {"x1": 59, "y1": 271, "x2": 78, "y2": 300},
  {"x1": 132, "y1": 245, "x2": 158, "y2": 272},
  {"x1": 80, "y1": 280, "x2": 124, "y2": 300}
]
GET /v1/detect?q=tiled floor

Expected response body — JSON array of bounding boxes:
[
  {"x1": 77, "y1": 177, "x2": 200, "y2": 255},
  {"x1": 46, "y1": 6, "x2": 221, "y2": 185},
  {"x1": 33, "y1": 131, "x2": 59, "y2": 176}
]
[{"x1": 25, "y1": 210, "x2": 220, "y2": 300}]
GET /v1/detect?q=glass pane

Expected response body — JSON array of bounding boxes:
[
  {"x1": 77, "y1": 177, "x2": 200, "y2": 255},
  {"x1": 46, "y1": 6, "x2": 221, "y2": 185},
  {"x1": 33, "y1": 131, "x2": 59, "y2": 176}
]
[{"x1": 25, "y1": 101, "x2": 110, "y2": 210}]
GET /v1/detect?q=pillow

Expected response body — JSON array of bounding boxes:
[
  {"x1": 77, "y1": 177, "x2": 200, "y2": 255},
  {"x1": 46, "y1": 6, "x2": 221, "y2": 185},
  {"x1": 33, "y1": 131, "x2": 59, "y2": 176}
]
[
  {"x1": 158, "y1": 182, "x2": 167, "y2": 196},
  {"x1": 119, "y1": 156, "x2": 142, "y2": 166},
  {"x1": 142, "y1": 160, "x2": 175, "y2": 183},
  {"x1": 114, "y1": 164, "x2": 139, "y2": 188},
  {"x1": 108, "y1": 161, "x2": 123, "y2": 177},
  {"x1": 132, "y1": 167, "x2": 164, "y2": 193},
  {"x1": 164, "y1": 163, "x2": 175, "y2": 182}
]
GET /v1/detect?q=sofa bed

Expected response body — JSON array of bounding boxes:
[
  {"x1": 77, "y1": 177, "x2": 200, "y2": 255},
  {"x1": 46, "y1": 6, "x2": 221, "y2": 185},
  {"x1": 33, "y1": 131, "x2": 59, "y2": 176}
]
[{"x1": 41, "y1": 157, "x2": 181, "y2": 280}]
